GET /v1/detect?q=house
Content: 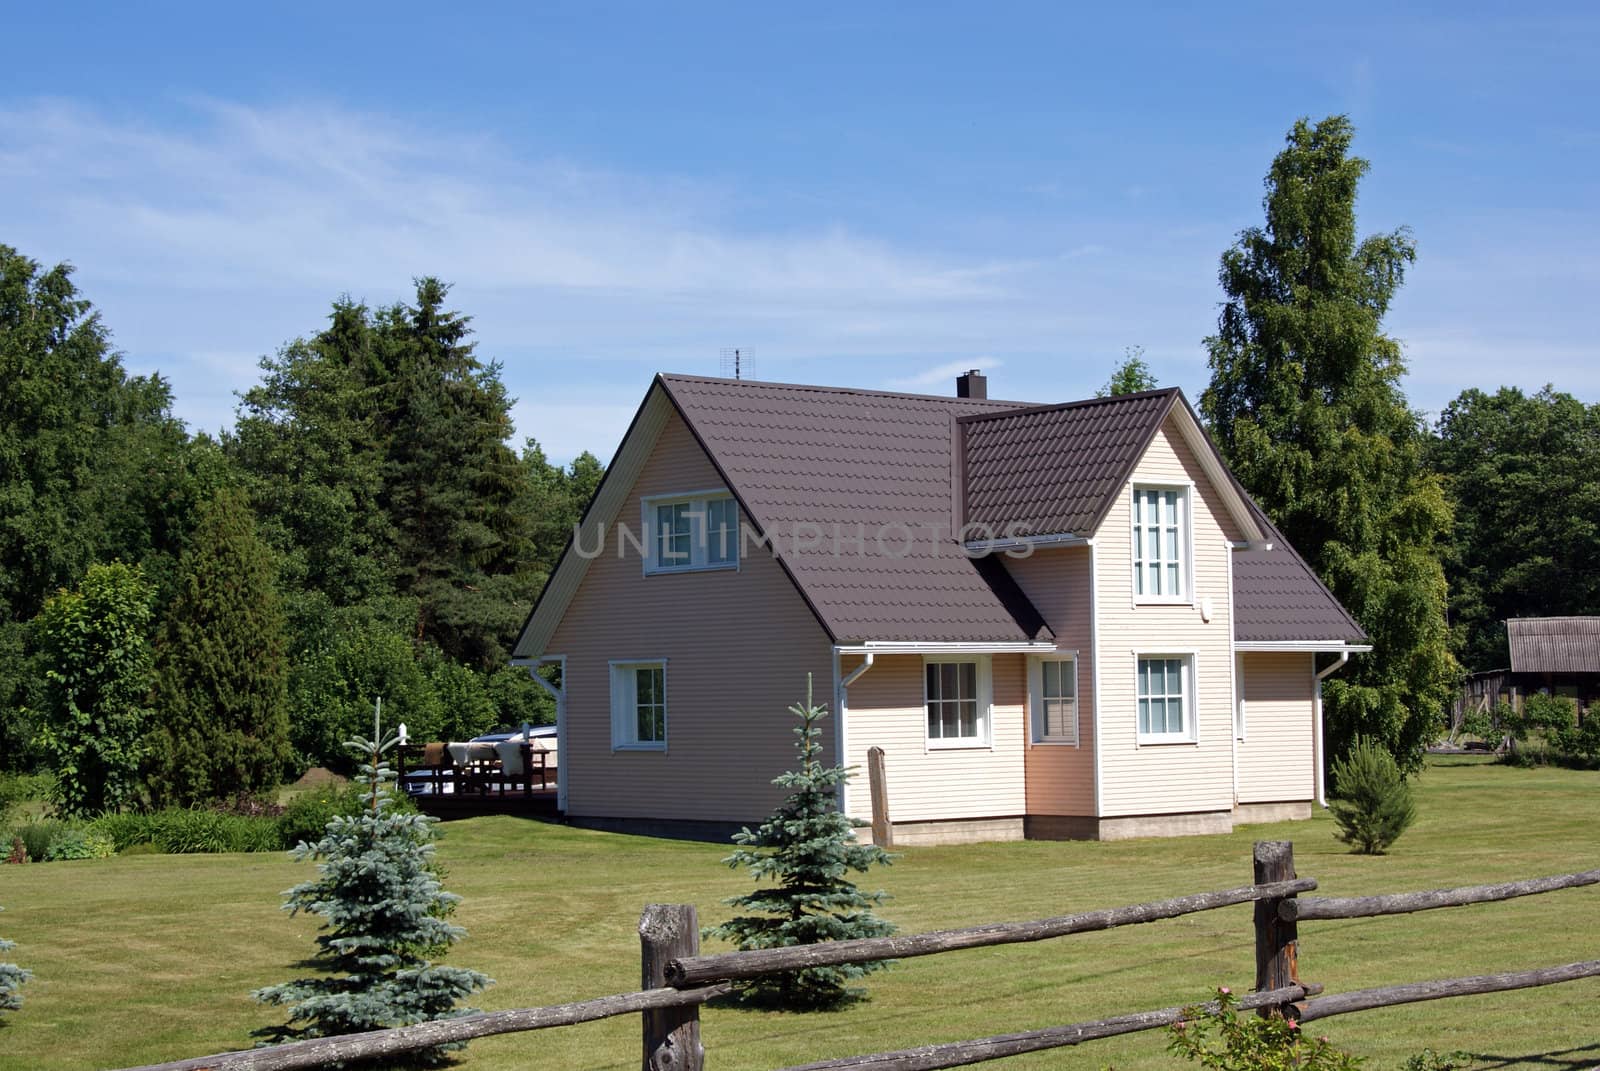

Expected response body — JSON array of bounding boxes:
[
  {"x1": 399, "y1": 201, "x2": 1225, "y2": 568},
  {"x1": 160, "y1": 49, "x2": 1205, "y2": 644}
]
[{"x1": 511, "y1": 371, "x2": 1369, "y2": 844}]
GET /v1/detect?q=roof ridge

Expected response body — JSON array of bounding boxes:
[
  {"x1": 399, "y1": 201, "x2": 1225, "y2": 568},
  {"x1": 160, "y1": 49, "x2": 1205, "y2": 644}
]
[
  {"x1": 955, "y1": 386, "x2": 1182, "y2": 425},
  {"x1": 656, "y1": 371, "x2": 1038, "y2": 408}
]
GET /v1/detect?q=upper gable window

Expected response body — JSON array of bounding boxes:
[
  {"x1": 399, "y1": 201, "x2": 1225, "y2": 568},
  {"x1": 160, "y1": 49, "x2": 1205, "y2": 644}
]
[
  {"x1": 1132, "y1": 486, "x2": 1188, "y2": 602},
  {"x1": 643, "y1": 491, "x2": 739, "y2": 573}
]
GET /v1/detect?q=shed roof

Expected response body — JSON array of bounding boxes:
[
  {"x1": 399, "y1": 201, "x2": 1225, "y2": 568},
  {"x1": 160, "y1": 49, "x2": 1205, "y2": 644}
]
[{"x1": 1507, "y1": 617, "x2": 1600, "y2": 674}]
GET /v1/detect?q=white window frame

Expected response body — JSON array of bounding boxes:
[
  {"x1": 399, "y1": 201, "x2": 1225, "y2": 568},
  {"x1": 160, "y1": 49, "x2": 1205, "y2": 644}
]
[
  {"x1": 922, "y1": 655, "x2": 993, "y2": 749},
  {"x1": 640, "y1": 489, "x2": 740, "y2": 575},
  {"x1": 1134, "y1": 651, "x2": 1198, "y2": 745},
  {"x1": 1028, "y1": 652, "x2": 1080, "y2": 746},
  {"x1": 609, "y1": 659, "x2": 668, "y2": 751},
  {"x1": 1130, "y1": 483, "x2": 1192, "y2": 605}
]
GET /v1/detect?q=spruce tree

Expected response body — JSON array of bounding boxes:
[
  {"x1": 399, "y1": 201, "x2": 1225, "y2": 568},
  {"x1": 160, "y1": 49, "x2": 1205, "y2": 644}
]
[
  {"x1": 708, "y1": 676, "x2": 896, "y2": 1010},
  {"x1": 254, "y1": 709, "x2": 491, "y2": 1063},
  {"x1": 0, "y1": 905, "x2": 29, "y2": 1016},
  {"x1": 1200, "y1": 116, "x2": 1457, "y2": 770},
  {"x1": 148, "y1": 487, "x2": 291, "y2": 805}
]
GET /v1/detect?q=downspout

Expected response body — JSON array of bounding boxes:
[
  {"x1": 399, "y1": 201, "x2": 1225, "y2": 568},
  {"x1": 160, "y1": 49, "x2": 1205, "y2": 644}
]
[
  {"x1": 836, "y1": 651, "x2": 876, "y2": 818},
  {"x1": 1313, "y1": 651, "x2": 1351, "y2": 808},
  {"x1": 522, "y1": 659, "x2": 567, "y2": 814}
]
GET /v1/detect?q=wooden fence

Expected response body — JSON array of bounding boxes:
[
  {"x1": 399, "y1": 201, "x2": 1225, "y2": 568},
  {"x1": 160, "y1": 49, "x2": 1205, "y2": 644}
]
[{"x1": 121, "y1": 841, "x2": 1600, "y2": 1071}]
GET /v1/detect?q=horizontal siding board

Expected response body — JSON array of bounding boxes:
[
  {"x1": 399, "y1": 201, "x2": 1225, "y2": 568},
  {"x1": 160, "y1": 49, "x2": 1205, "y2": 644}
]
[
  {"x1": 551, "y1": 412, "x2": 834, "y2": 824},
  {"x1": 843, "y1": 653, "x2": 1027, "y2": 823},
  {"x1": 1094, "y1": 415, "x2": 1239, "y2": 818},
  {"x1": 1237, "y1": 652, "x2": 1316, "y2": 803},
  {"x1": 1003, "y1": 547, "x2": 1096, "y2": 816}
]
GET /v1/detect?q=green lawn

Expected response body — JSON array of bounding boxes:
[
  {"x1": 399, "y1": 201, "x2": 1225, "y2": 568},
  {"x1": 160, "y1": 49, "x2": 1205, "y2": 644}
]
[{"x1": 1, "y1": 757, "x2": 1597, "y2": 1071}]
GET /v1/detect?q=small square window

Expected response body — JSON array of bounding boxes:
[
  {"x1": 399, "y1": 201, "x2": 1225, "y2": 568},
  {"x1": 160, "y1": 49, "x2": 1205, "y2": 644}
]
[
  {"x1": 644, "y1": 493, "x2": 740, "y2": 573},
  {"x1": 925, "y1": 657, "x2": 990, "y2": 746}
]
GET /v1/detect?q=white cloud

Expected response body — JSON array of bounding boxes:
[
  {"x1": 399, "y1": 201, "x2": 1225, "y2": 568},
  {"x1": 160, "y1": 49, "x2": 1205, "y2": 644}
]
[{"x1": 888, "y1": 358, "x2": 1006, "y2": 390}]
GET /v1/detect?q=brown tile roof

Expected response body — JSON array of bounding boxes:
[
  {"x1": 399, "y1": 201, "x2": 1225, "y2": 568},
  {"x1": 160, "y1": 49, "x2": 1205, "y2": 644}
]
[
  {"x1": 657, "y1": 374, "x2": 1053, "y2": 643},
  {"x1": 1232, "y1": 508, "x2": 1367, "y2": 645},
  {"x1": 1507, "y1": 617, "x2": 1600, "y2": 674},
  {"x1": 542, "y1": 373, "x2": 1367, "y2": 650},
  {"x1": 961, "y1": 389, "x2": 1180, "y2": 536}
]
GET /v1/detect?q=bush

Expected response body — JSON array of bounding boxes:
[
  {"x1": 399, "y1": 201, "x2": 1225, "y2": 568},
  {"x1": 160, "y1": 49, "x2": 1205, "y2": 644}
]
[
  {"x1": 87, "y1": 812, "x2": 158, "y2": 852},
  {"x1": 148, "y1": 809, "x2": 285, "y2": 854},
  {"x1": 279, "y1": 783, "x2": 383, "y2": 847},
  {"x1": 12, "y1": 819, "x2": 73, "y2": 864},
  {"x1": 42, "y1": 828, "x2": 117, "y2": 861},
  {"x1": 1554, "y1": 715, "x2": 1600, "y2": 766},
  {"x1": 1169, "y1": 987, "x2": 1360, "y2": 1071},
  {"x1": 1328, "y1": 736, "x2": 1417, "y2": 854}
]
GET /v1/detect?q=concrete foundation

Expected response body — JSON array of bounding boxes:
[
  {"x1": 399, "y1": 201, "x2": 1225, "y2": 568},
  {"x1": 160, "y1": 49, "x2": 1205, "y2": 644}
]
[
  {"x1": 1094, "y1": 810, "x2": 1236, "y2": 840},
  {"x1": 863, "y1": 816, "x2": 1027, "y2": 847},
  {"x1": 1232, "y1": 800, "x2": 1314, "y2": 825}
]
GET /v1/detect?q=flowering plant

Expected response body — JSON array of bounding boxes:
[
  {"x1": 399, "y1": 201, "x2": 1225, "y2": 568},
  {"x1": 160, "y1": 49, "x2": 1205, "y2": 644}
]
[{"x1": 1168, "y1": 987, "x2": 1362, "y2": 1071}]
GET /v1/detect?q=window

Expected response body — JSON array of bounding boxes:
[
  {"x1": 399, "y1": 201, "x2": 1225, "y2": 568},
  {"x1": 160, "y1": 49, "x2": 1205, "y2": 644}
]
[
  {"x1": 924, "y1": 657, "x2": 991, "y2": 746},
  {"x1": 1028, "y1": 655, "x2": 1078, "y2": 744},
  {"x1": 1137, "y1": 655, "x2": 1194, "y2": 742},
  {"x1": 643, "y1": 492, "x2": 739, "y2": 573},
  {"x1": 1132, "y1": 487, "x2": 1186, "y2": 600},
  {"x1": 610, "y1": 661, "x2": 667, "y2": 749}
]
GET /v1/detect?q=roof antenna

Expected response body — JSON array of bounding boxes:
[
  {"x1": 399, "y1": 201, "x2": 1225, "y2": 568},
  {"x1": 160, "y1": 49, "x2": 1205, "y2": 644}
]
[{"x1": 719, "y1": 347, "x2": 751, "y2": 380}]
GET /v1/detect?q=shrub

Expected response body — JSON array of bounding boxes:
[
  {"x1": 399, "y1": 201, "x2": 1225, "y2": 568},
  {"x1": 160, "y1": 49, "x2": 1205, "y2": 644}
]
[
  {"x1": 707, "y1": 676, "x2": 896, "y2": 1010},
  {"x1": 87, "y1": 812, "x2": 158, "y2": 852},
  {"x1": 278, "y1": 783, "x2": 415, "y2": 847},
  {"x1": 42, "y1": 828, "x2": 117, "y2": 861},
  {"x1": 1555, "y1": 715, "x2": 1600, "y2": 765},
  {"x1": 4, "y1": 838, "x2": 24, "y2": 865},
  {"x1": 1328, "y1": 736, "x2": 1417, "y2": 854},
  {"x1": 1169, "y1": 987, "x2": 1360, "y2": 1071},
  {"x1": 149, "y1": 809, "x2": 285, "y2": 854},
  {"x1": 12, "y1": 819, "x2": 73, "y2": 864}
]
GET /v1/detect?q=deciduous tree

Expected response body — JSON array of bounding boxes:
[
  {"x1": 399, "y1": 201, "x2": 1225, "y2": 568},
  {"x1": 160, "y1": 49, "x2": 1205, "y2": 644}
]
[
  {"x1": 1431, "y1": 386, "x2": 1600, "y2": 671},
  {"x1": 34, "y1": 562, "x2": 155, "y2": 815}
]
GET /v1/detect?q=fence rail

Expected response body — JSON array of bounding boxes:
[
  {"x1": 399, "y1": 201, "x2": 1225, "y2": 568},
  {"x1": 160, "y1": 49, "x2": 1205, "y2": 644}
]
[{"x1": 117, "y1": 843, "x2": 1599, "y2": 1071}]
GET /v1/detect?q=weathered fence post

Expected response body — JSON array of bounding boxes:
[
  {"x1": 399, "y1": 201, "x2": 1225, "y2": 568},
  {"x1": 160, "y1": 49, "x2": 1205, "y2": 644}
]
[
  {"x1": 641, "y1": 904, "x2": 704, "y2": 1071},
  {"x1": 868, "y1": 746, "x2": 894, "y2": 848},
  {"x1": 1253, "y1": 840, "x2": 1300, "y2": 1018}
]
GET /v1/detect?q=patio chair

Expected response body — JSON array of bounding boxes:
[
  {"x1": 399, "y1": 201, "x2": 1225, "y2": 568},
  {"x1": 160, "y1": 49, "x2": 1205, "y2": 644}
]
[
  {"x1": 420, "y1": 742, "x2": 451, "y2": 794},
  {"x1": 493, "y1": 739, "x2": 533, "y2": 796}
]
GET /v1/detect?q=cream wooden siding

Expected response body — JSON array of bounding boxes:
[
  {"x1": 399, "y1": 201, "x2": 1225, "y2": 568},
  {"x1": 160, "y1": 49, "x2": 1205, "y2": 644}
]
[
  {"x1": 843, "y1": 653, "x2": 1027, "y2": 823},
  {"x1": 548, "y1": 411, "x2": 834, "y2": 824},
  {"x1": 1237, "y1": 652, "x2": 1316, "y2": 804},
  {"x1": 1002, "y1": 547, "x2": 1096, "y2": 816},
  {"x1": 1093, "y1": 414, "x2": 1243, "y2": 817}
]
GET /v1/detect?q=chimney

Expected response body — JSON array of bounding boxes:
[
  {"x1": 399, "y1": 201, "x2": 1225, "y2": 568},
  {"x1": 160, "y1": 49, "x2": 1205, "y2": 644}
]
[{"x1": 955, "y1": 369, "x2": 987, "y2": 399}]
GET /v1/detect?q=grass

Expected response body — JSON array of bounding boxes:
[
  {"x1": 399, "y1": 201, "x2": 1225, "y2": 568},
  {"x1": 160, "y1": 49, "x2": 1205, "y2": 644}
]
[{"x1": 0, "y1": 756, "x2": 1596, "y2": 1071}]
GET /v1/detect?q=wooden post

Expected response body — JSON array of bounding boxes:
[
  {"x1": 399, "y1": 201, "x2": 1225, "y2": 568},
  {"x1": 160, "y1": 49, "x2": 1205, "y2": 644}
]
[
  {"x1": 641, "y1": 904, "x2": 703, "y2": 1071},
  {"x1": 867, "y1": 746, "x2": 893, "y2": 848},
  {"x1": 1253, "y1": 841, "x2": 1300, "y2": 1018}
]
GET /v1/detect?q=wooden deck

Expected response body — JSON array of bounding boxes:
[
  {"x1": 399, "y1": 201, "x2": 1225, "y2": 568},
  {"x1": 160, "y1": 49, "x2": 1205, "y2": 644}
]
[{"x1": 410, "y1": 787, "x2": 561, "y2": 820}]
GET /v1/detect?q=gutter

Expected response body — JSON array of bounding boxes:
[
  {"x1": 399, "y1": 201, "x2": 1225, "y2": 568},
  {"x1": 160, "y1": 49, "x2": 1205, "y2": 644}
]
[
  {"x1": 512, "y1": 656, "x2": 567, "y2": 814},
  {"x1": 834, "y1": 651, "x2": 877, "y2": 818},
  {"x1": 1312, "y1": 651, "x2": 1352, "y2": 808},
  {"x1": 838, "y1": 641, "x2": 1057, "y2": 655},
  {"x1": 963, "y1": 532, "x2": 1089, "y2": 555}
]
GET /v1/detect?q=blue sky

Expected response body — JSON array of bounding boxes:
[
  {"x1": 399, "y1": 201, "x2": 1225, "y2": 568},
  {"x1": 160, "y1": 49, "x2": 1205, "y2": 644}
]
[{"x1": 4, "y1": 3, "x2": 1597, "y2": 463}]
